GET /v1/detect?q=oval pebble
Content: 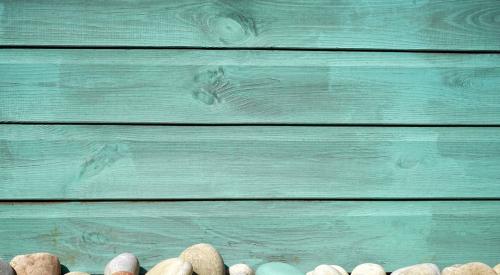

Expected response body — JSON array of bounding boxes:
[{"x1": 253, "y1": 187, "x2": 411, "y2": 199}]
[
  {"x1": 229, "y1": 264, "x2": 254, "y2": 275},
  {"x1": 146, "y1": 258, "x2": 192, "y2": 275},
  {"x1": 391, "y1": 263, "x2": 439, "y2": 275},
  {"x1": 308, "y1": 265, "x2": 341, "y2": 275},
  {"x1": 442, "y1": 262, "x2": 496, "y2": 275},
  {"x1": 352, "y1": 263, "x2": 385, "y2": 275},
  {"x1": 256, "y1": 262, "x2": 304, "y2": 275},
  {"x1": 104, "y1": 253, "x2": 140, "y2": 275},
  {"x1": 494, "y1": 264, "x2": 500, "y2": 274}
]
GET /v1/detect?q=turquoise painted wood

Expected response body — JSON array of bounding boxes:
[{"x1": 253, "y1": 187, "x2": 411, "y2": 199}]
[
  {"x1": 0, "y1": 0, "x2": 499, "y2": 50},
  {"x1": 2, "y1": 125, "x2": 500, "y2": 199},
  {"x1": 1, "y1": 0, "x2": 500, "y2": 271},
  {"x1": 1, "y1": 50, "x2": 500, "y2": 124},
  {"x1": 0, "y1": 201, "x2": 499, "y2": 273}
]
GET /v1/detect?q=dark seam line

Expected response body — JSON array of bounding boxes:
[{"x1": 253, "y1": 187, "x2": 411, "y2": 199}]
[
  {"x1": 1, "y1": 45, "x2": 500, "y2": 54},
  {"x1": 0, "y1": 198, "x2": 499, "y2": 203},
  {"x1": 2, "y1": 121, "x2": 500, "y2": 127}
]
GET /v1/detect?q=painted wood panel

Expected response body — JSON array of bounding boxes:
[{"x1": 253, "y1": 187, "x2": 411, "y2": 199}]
[
  {"x1": 0, "y1": 201, "x2": 499, "y2": 273},
  {"x1": 0, "y1": 0, "x2": 499, "y2": 50},
  {"x1": 2, "y1": 50, "x2": 500, "y2": 124},
  {"x1": 2, "y1": 125, "x2": 500, "y2": 199}
]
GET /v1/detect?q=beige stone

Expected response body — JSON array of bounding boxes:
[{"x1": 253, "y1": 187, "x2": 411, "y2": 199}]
[
  {"x1": 442, "y1": 262, "x2": 495, "y2": 275},
  {"x1": 104, "y1": 253, "x2": 139, "y2": 275},
  {"x1": 308, "y1": 265, "x2": 341, "y2": 275},
  {"x1": 391, "y1": 263, "x2": 439, "y2": 275},
  {"x1": 179, "y1": 243, "x2": 224, "y2": 275},
  {"x1": 351, "y1": 263, "x2": 385, "y2": 275},
  {"x1": 10, "y1": 252, "x2": 61, "y2": 275},
  {"x1": 229, "y1": 264, "x2": 254, "y2": 275},
  {"x1": 146, "y1": 258, "x2": 192, "y2": 275},
  {"x1": 493, "y1": 264, "x2": 500, "y2": 274}
]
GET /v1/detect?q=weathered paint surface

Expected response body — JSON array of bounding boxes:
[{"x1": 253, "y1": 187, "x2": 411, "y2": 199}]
[{"x1": 0, "y1": 0, "x2": 499, "y2": 273}]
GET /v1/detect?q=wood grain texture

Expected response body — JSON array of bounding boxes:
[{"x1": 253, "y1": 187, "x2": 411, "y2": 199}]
[
  {"x1": 0, "y1": 201, "x2": 499, "y2": 273},
  {"x1": 0, "y1": 0, "x2": 499, "y2": 50},
  {"x1": 2, "y1": 49, "x2": 500, "y2": 124},
  {"x1": 2, "y1": 125, "x2": 500, "y2": 199}
]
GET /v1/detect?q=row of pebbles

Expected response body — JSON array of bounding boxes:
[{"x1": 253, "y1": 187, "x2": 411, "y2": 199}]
[{"x1": 1, "y1": 243, "x2": 499, "y2": 275}]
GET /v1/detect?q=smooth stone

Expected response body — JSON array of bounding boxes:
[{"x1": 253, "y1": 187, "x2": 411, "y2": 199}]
[
  {"x1": 442, "y1": 262, "x2": 496, "y2": 275},
  {"x1": 179, "y1": 243, "x2": 224, "y2": 275},
  {"x1": 65, "y1": 272, "x2": 91, "y2": 275},
  {"x1": 307, "y1": 265, "x2": 341, "y2": 275},
  {"x1": 146, "y1": 258, "x2": 192, "y2": 275},
  {"x1": 0, "y1": 259, "x2": 15, "y2": 275},
  {"x1": 104, "y1": 253, "x2": 140, "y2": 275},
  {"x1": 229, "y1": 264, "x2": 254, "y2": 275},
  {"x1": 392, "y1": 263, "x2": 440, "y2": 275},
  {"x1": 494, "y1": 264, "x2": 500, "y2": 274},
  {"x1": 351, "y1": 263, "x2": 385, "y2": 275},
  {"x1": 329, "y1": 265, "x2": 348, "y2": 275},
  {"x1": 256, "y1": 262, "x2": 304, "y2": 275},
  {"x1": 10, "y1": 252, "x2": 61, "y2": 275}
]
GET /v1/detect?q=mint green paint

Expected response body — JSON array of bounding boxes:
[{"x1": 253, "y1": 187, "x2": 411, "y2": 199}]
[
  {"x1": 256, "y1": 262, "x2": 304, "y2": 275},
  {"x1": 0, "y1": 0, "x2": 499, "y2": 50},
  {"x1": 0, "y1": 201, "x2": 499, "y2": 273},
  {"x1": 2, "y1": 125, "x2": 500, "y2": 199},
  {"x1": 1, "y1": 0, "x2": 499, "y2": 272},
  {"x1": 1, "y1": 50, "x2": 500, "y2": 124}
]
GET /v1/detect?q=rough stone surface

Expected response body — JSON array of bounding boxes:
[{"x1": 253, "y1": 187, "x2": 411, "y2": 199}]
[
  {"x1": 255, "y1": 262, "x2": 303, "y2": 275},
  {"x1": 0, "y1": 259, "x2": 15, "y2": 275},
  {"x1": 229, "y1": 264, "x2": 254, "y2": 275},
  {"x1": 146, "y1": 258, "x2": 192, "y2": 275},
  {"x1": 104, "y1": 253, "x2": 139, "y2": 275},
  {"x1": 10, "y1": 252, "x2": 61, "y2": 275},
  {"x1": 391, "y1": 263, "x2": 439, "y2": 275},
  {"x1": 351, "y1": 263, "x2": 385, "y2": 275},
  {"x1": 442, "y1": 262, "x2": 496, "y2": 275},
  {"x1": 179, "y1": 243, "x2": 225, "y2": 275}
]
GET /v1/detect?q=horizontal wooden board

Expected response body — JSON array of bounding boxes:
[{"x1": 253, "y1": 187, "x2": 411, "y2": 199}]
[
  {"x1": 2, "y1": 125, "x2": 500, "y2": 199},
  {"x1": 1, "y1": 50, "x2": 500, "y2": 124},
  {"x1": 0, "y1": 0, "x2": 499, "y2": 50},
  {"x1": 0, "y1": 201, "x2": 499, "y2": 273}
]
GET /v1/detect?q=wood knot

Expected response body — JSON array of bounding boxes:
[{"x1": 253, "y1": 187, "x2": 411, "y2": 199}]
[
  {"x1": 192, "y1": 66, "x2": 230, "y2": 105},
  {"x1": 207, "y1": 13, "x2": 257, "y2": 45}
]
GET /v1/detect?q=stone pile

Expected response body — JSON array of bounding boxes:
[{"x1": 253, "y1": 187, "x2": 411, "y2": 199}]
[{"x1": 0, "y1": 244, "x2": 499, "y2": 275}]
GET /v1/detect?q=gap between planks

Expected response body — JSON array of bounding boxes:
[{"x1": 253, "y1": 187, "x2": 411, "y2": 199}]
[{"x1": 2, "y1": 45, "x2": 500, "y2": 54}]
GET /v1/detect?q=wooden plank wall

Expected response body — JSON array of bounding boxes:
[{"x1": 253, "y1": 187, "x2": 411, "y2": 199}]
[{"x1": 1, "y1": 0, "x2": 499, "y2": 273}]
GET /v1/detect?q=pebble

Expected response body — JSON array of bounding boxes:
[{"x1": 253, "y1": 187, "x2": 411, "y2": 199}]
[
  {"x1": 146, "y1": 258, "x2": 192, "y2": 275},
  {"x1": 229, "y1": 264, "x2": 254, "y2": 275},
  {"x1": 351, "y1": 263, "x2": 385, "y2": 275},
  {"x1": 0, "y1": 259, "x2": 15, "y2": 275},
  {"x1": 104, "y1": 253, "x2": 140, "y2": 275},
  {"x1": 65, "y1": 272, "x2": 90, "y2": 275},
  {"x1": 307, "y1": 265, "x2": 341, "y2": 275},
  {"x1": 494, "y1": 264, "x2": 500, "y2": 274},
  {"x1": 442, "y1": 262, "x2": 496, "y2": 275},
  {"x1": 10, "y1": 252, "x2": 61, "y2": 275},
  {"x1": 329, "y1": 265, "x2": 348, "y2": 275},
  {"x1": 256, "y1": 262, "x2": 304, "y2": 275},
  {"x1": 179, "y1": 243, "x2": 225, "y2": 275},
  {"x1": 391, "y1": 263, "x2": 440, "y2": 275}
]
